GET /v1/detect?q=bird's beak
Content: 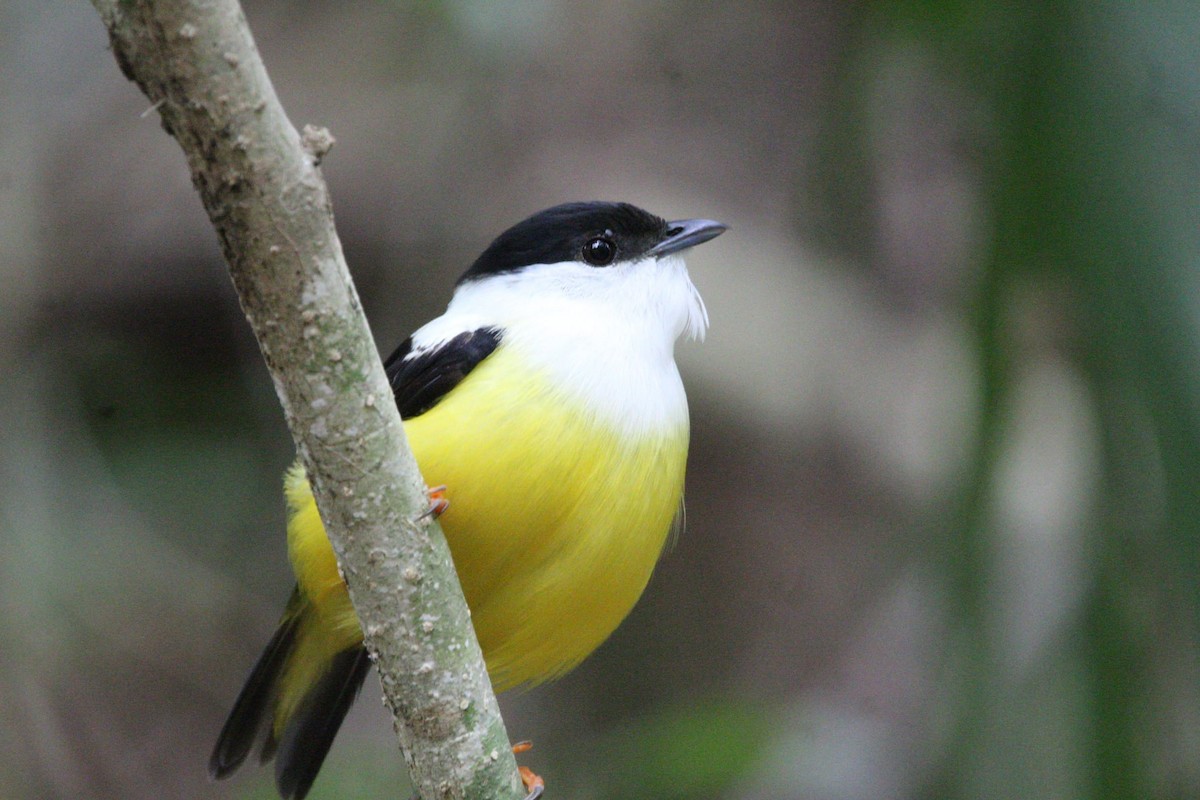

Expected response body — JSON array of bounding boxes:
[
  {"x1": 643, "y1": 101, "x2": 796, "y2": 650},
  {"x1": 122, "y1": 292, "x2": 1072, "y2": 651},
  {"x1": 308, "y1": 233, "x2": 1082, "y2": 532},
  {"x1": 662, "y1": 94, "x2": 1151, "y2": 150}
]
[{"x1": 648, "y1": 218, "x2": 727, "y2": 258}]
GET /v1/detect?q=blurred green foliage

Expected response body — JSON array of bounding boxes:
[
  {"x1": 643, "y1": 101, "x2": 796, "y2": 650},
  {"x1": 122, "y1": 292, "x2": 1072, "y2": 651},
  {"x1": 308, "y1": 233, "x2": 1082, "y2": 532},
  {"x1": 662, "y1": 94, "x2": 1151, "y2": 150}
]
[
  {"x1": 5, "y1": 1, "x2": 1200, "y2": 798},
  {"x1": 562, "y1": 700, "x2": 775, "y2": 800},
  {"x1": 866, "y1": 2, "x2": 1200, "y2": 798}
]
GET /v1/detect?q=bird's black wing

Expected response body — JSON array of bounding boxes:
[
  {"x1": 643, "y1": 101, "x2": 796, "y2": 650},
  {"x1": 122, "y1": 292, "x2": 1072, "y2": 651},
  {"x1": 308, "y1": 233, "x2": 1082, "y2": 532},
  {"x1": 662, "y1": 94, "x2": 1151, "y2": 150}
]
[{"x1": 383, "y1": 327, "x2": 502, "y2": 419}]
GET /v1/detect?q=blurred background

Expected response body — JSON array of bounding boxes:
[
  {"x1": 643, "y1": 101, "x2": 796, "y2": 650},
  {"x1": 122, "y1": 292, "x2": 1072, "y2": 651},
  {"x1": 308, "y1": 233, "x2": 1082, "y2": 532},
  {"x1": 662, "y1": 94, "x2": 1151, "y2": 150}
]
[{"x1": 3, "y1": 1, "x2": 1200, "y2": 798}]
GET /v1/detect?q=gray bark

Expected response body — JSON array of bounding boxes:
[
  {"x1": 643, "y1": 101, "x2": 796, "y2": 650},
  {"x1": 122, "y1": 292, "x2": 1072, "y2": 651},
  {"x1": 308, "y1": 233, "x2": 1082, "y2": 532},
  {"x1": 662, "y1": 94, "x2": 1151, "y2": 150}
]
[{"x1": 88, "y1": 2, "x2": 524, "y2": 798}]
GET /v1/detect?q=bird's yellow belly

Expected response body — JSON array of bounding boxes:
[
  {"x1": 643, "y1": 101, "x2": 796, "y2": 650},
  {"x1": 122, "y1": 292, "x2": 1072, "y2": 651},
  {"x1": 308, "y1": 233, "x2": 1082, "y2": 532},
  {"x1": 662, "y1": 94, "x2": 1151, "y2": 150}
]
[{"x1": 286, "y1": 346, "x2": 688, "y2": 690}]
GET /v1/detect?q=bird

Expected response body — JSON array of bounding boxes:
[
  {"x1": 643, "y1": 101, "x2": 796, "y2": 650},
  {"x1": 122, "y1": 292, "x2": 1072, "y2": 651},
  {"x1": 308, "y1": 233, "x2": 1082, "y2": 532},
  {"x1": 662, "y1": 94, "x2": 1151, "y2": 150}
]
[{"x1": 208, "y1": 201, "x2": 726, "y2": 799}]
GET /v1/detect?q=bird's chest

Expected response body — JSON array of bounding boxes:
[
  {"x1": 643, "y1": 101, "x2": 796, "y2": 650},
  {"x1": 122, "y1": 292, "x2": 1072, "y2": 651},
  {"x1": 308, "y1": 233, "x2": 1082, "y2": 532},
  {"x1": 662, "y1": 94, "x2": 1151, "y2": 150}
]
[
  {"x1": 401, "y1": 344, "x2": 690, "y2": 685},
  {"x1": 403, "y1": 341, "x2": 689, "y2": 544}
]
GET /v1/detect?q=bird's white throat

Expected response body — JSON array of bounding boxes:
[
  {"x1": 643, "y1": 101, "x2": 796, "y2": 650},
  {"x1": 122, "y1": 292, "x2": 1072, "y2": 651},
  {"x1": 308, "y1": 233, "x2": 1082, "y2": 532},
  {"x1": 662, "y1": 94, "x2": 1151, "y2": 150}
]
[{"x1": 408, "y1": 254, "x2": 707, "y2": 434}]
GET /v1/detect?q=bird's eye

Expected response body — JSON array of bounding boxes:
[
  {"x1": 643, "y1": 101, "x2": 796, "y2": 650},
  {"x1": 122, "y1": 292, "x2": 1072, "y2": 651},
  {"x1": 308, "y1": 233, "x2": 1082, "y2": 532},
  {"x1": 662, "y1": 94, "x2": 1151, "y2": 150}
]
[{"x1": 581, "y1": 235, "x2": 617, "y2": 266}]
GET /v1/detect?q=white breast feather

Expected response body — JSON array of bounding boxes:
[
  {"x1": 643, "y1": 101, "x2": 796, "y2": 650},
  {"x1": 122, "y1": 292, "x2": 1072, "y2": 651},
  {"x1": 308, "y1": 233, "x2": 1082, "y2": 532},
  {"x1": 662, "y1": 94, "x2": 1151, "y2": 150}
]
[{"x1": 408, "y1": 254, "x2": 707, "y2": 436}]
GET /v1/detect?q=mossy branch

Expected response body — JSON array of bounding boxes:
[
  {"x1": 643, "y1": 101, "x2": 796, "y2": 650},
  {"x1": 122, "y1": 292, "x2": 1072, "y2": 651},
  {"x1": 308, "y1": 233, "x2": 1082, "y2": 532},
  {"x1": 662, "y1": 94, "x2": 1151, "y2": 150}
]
[{"x1": 88, "y1": 2, "x2": 523, "y2": 798}]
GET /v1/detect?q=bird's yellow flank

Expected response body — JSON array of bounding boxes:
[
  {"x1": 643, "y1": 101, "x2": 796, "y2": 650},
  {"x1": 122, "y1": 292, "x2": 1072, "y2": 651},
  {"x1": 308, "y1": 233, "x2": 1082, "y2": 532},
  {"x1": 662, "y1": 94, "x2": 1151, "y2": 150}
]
[{"x1": 277, "y1": 343, "x2": 687, "y2": 729}]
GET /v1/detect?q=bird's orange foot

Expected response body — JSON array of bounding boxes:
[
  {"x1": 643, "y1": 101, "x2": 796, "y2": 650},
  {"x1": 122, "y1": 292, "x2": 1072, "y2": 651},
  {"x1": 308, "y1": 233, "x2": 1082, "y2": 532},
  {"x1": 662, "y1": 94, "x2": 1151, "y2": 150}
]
[
  {"x1": 417, "y1": 485, "x2": 449, "y2": 521},
  {"x1": 513, "y1": 741, "x2": 544, "y2": 800}
]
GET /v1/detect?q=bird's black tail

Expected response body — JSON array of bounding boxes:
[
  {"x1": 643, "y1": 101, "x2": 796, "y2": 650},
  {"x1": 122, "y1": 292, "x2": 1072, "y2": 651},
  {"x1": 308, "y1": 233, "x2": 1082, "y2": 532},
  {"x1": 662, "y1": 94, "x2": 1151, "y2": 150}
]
[{"x1": 209, "y1": 587, "x2": 372, "y2": 800}]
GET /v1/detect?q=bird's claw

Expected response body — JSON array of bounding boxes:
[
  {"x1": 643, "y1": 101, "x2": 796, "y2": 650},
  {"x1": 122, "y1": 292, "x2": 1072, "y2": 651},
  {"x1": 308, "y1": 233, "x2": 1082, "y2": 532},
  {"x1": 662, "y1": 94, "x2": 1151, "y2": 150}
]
[
  {"x1": 513, "y1": 741, "x2": 544, "y2": 799},
  {"x1": 416, "y1": 485, "x2": 449, "y2": 521}
]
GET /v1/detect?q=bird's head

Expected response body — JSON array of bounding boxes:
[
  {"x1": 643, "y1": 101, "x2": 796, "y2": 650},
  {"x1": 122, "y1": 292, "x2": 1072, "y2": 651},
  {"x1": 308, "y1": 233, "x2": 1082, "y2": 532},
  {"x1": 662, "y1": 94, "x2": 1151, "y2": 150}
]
[{"x1": 456, "y1": 201, "x2": 725, "y2": 343}]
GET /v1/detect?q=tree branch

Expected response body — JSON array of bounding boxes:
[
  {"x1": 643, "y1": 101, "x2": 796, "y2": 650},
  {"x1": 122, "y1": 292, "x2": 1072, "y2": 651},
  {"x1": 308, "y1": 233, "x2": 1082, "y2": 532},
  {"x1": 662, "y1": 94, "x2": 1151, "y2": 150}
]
[{"x1": 88, "y1": 2, "x2": 523, "y2": 798}]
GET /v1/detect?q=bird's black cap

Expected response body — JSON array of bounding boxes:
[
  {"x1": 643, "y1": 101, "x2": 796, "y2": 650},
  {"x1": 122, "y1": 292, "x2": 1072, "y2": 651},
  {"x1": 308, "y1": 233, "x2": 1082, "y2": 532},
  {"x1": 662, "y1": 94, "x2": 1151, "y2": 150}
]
[{"x1": 458, "y1": 201, "x2": 725, "y2": 284}]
